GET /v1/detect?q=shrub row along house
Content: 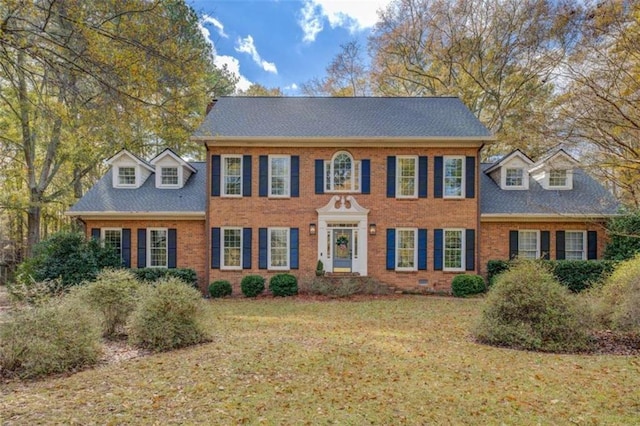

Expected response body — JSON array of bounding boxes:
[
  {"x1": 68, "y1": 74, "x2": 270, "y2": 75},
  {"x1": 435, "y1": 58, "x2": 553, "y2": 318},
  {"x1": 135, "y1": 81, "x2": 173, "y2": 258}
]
[{"x1": 67, "y1": 97, "x2": 619, "y2": 293}]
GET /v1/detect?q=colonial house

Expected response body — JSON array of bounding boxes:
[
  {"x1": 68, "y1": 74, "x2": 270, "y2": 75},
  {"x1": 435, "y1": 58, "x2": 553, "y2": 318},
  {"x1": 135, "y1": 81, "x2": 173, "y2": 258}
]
[{"x1": 66, "y1": 97, "x2": 619, "y2": 293}]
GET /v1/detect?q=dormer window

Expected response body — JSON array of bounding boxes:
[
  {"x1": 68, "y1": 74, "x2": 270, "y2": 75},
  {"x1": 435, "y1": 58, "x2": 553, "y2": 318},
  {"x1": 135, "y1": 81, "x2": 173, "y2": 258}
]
[
  {"x1": 505, "y1": 168, "x2": 524, "y2": 188},
  {"x1": 150, "y1": 148, "x2": 196, "y2": 189},
  {"x1": 118, "y1": 167, "x2": 136, "y2": 186},
  {"x1": 160, "y1": 167, "x2": 179, "y2": 186},
  {"x1": 549, "y1": 169, "x2": 567, "y2": 187}
]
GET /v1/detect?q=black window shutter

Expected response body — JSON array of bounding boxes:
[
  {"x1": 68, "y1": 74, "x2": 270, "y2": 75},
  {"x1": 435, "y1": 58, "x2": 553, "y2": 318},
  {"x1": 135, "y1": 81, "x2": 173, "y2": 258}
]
[
  {"x1": 259, "y1": 155, "x2": 268, "y2": 197},
  {"x1": 556, "y1": 231, "x2": 566, "y2": 260},
  {"x1": 290, "y1": 228, "x2": 299, "y2": 269},
  {"x1": 91, "y1": 228, "x2": 100, "y2": 240},
  {"x1": 259, "y1": 228, "x2": 267, "y2": 269},
  {"x1": 211, "y1": 155, "x2": 221, "y2": 197},
  {"x1": 242, "y1": 228, "x2": 252, "y2": 269},
  {"x1": 418, "y1": 156, "x2": 428, "y2": 198},
  {"x1": 211, "y1": 228, "x2": 220, "y2": 269},
  {"x1": 386, "y1": 156, "x2": 396, "y2": 198},
  {"x1": 434, "y1": 229, "x2": 443, "y2": 270},
  {"x1": 509, "y1": 230, "x2": 519, "y2": 260},
  {"x1": 465, "y1": 229, "x2": 475, "y2": 271},
  {"x1": 291, "y1": 156, "x2": 300, "y2": 197},
  {"x1": 168, "y1": 228, "x2": 177, "y2": 268},
  {"x1": 242, "y1": 155, "x2": 252, "y2": 197},
  {"x1": 315, "y1": 160, "x2": 324, "y2": 194},
  {"x1": 465, "y1": 156, "x2": 475, "y2": 198},
  {"x1": 434, "y1": 156, "x2": 443, "y2": 198},
  {"x1": 386, "y1": 228, "x2": 395, "y2": 270},
  {"x1": 541, "y1": 231, "x2": 550, "y2": 260},
  {"x1": 418, "y1": 229, "x2": 427, "y2": 270},
  {"x1": 361, "y1": 159, "x2": 370, "y2": 194},
  {"x1": 137, "y1": 228, "x2": 147, "y2": 268},
  {"x1": 122, "y1": 229, "x2": 131, "y2": 268},
  {"x1": 587, "y1": 231, "x2": 598, "y2": 260}
]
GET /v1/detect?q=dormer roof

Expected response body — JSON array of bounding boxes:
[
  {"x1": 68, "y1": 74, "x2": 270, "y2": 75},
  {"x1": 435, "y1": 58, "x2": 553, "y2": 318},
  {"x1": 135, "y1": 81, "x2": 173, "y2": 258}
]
[
  {"x1": 149, "y1": 148, "x2": 197, "y2": 174},
  {"x1": 106, "y1": 149, "x2": 154, "y2": 172},
  {"x1": 529, "y1": 148, "x2": 579, "y2": 173},
  {"x1": 484, "y1": 149, "x2": 534, "y2": 174}
]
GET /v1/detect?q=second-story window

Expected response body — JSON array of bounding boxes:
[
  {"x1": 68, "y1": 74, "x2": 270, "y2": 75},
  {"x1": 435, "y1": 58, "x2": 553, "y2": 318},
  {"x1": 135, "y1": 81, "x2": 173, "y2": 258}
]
[
  {"x1": 269, "y1": 156, "x2": 290, "y2": 197},
  {"x1": 325, "y1": 151, "x2": 361, "y2": 192},
  {"x1": 396, "y1": 156, "x2": 418, "y2": 198},
  {"x1": 222, "y1": 155, "x2": 242, "y2": 196},
  {"x1": 118, "y1": 167, "x2": 136, "y2": 186},
  {"x1": 549, "y1": 169, "x2": 567, "y2": 187},
  {"x1": 444, "y1": 156, "x2": 464, "y2": 198},
  {"x1": 505, "y1": 168, "x2": 524, "y2": 187},
  {"x1": 161, "y1": 167, "x2": 179, "y2": 186}
]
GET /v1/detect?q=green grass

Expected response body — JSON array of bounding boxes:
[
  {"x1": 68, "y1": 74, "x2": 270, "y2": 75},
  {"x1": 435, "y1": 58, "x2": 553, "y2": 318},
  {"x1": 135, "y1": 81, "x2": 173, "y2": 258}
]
[{"x1": 2, "y1": 296, "x2": 640, "y2": 424}]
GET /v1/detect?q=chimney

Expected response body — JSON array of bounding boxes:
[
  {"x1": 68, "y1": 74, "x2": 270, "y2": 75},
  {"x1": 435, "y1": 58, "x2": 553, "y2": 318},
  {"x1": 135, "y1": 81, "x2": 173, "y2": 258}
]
[{"x1": 206, "y1": 98, "x2": 217, "y2": 115}]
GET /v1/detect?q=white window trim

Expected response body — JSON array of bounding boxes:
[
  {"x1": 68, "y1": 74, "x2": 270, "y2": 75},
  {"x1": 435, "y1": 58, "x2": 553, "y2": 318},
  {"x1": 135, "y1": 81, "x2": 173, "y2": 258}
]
[
  {"x1": 395, "y1": 228, "x2": 418, "y2": 272},
  {"x1": 518, "y1": 230, "x2": 540, "y2": 260},
  {"x1": 157, "y1": 166, "x2": 181, "y2": 189},
  {"x1": 221, "y1": 155, "x2": 243, "y2": 198},
  {"x1": 101, "y1": 228, "x2": 122, "y2": 253},
  {"x1": 268, "y1": 155, "x2": 291, "y2": 198},
  {"x1": 443, "y1": 156, "x2": 465, "y2": 199},
  {"x1": 268, "y1": 227, "x2": 290, "y2": 271},
  {"x1": 548, "y1": 169, "x2": 571, "y2": 190},
  {"x1": 502, "y1": 167, "x2": 528, "y2": 190},
  {"x1": 565, "y1": 230, "x2": 587, "y2": 260},
  {"x1": 443, "y1": 228, "x2": 465, "y2": 272},
  {"x1": 147, "y1": 228, "x2": 168, "y2": 268},
  {"x1": 115, "y1": 166, "x2": 138, "y2": 188},
  {"x1": 221, "y1": 227, "x2": 242, "y2": 270},
  {"x1": 396, "y1": 156, "x2": 418, "y2": 199},
  {"x1": 324, "y1": 151, "x2": 361, "y2": 193}
]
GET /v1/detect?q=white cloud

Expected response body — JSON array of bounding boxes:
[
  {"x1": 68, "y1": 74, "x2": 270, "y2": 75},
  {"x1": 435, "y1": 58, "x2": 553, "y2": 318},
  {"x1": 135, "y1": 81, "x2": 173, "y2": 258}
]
[
  {"x1": 201, "y1": 14, "x2": 228, "y2": 39},
  {"x1": 285, "y1": 83, "x2": 299, "y2": 91},
  {"x1": 235, "y1": 35, "x2": 278, "y2": 74},
  {"x1": 298, "y1": 0, "x2": 392, "y2": 42},
  {"x1": 214, "y1": 55, "x2": 252, "y2": 92}
]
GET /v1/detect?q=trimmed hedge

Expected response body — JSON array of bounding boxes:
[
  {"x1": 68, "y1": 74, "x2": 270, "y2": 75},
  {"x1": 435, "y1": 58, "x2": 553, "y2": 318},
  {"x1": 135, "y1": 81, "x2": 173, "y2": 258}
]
[
  {"x1": 132, "y1": 268, "x2": 198, "y2": 289},
  {"x1": 269, "y1": 274, "x2": 298, "y2": 297},
  {"x1": 241, "y1": 275, "x2": 265, "y2": 297},
  {"x1": 452, "y1": 274, "x2": 486, "y2": 297},
  {"x1": 487, "y1": 259, "x2": 616, "y2": 292},
  {"x1": 209, "y1": 280, "x2": 232, "y2": 298}
]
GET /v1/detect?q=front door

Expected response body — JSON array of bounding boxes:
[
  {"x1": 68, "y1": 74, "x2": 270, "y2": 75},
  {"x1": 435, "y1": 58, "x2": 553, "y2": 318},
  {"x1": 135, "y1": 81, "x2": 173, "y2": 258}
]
[{"x1": 333, "y1": 229, "x2": 352, "y2": 272}]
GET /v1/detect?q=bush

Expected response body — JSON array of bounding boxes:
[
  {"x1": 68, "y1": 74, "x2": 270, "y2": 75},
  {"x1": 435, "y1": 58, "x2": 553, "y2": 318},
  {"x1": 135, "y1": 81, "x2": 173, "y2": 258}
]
[
  {"x1": 474, "y1": 261, "x2": 592, "y2": 353},
  {"x1": 209, "y1": 280, "x2": 232, "y2": 298},
  {"x1": 452, "y1": 274, "x2": 486, "y2": 297},
  {"x1": 128, "y1": 277, "x2": 209, "y2": 352},
  {"x1": 604, "y1": 211, "x2": 640, "y2": 260},
  {"x1": 269, "y1": 274, "x2": 298, "y2": 297},
  {"x1": 301, "y1": 277, "x2": 360, "y2": 298},
  {"x1": 15, "y1": 232, "x2": 121, "y2": 288},
  {"x1": 487, "y1": 260, "x2": 510, "y2": 286},
  {"x1": 7, "y1": 278, "x2": 65, "y2": 306},
  {"x1": 241, "y1": 275, "x2": 265, "y2": 297},
  {"x1": 594, "y1": 255, "x2": 640, "y2": 334},
  {"x1": 132, "y1": 268, "x2": 198, "y2": 289},
  {"x1": 0, "y1": 298, "x2": 102, "y2": 379},
  {"x1": 72, "y1": 269, "x2": 141, "y2": 339}
]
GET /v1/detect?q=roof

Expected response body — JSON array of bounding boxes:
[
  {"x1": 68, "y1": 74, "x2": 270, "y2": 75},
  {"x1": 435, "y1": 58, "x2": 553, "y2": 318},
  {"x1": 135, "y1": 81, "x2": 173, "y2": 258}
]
[
  {"x1": 192, "y1": 97, "x2": 493, "y2": 139},
  {"x1": 480, "y1": 164, "x2": 619, "y2": 216},
  {"x1": 484, "y1": 149, "x2": 533, "y2": 174},
  {"x1": 67, "y1": 162, "x2": 206, "y2": 216}
]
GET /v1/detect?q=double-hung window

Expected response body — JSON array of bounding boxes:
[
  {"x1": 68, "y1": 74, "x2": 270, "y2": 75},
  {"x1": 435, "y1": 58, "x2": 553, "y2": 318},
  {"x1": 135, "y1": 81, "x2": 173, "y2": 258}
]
[
  {"x1": 222, "y1": 155, "x2": 242, "y2": 196},
  {"x1": 118, "y1": 167, "x2": 136, "y2": 186},
  {"x1": 565, "y1": 231, "x2": 586, "y2": 260},
  {"x1": 161, "y1": 167, "x2": 179, "y2": 186},
  {"x1": 443, "y1": 156, "x2": 464, "y2": 198},
  {"x1": 102, "y1": 228, "x2": 122, "y2": 257},
  {"x1": 505, "y1": 168, "x2": 524, "y2": 187},
  {"x1": 518, "y1": 230, "x2": 539, "y2": 259},
  {"x1": 222, "y1": 228, "x2": 242, "y2": 269},
  {"x1": 268, "y1": 228, "x2": 290, "y2": 270},
  {"x1": 396, "y1": 228, "x2": 417, "y2": 271},
  {"x1": 443, "y1": 229, "x2": 464, "y2": 271},
  {"x1": 324, "y1": 152, "x2": 361, "y2": 192},
  {"x1": 396, "y1": 156, "x2": 418, "y2": 198},
  {"x1": 549, "y1": 169, "x2": 567, "y2": 187},
  {"x1": 269, "y1": 156, "x2": 290, "y2": 197},
  {"x1": 148, "y1": 228, "x2": 168, "y2": 267}
]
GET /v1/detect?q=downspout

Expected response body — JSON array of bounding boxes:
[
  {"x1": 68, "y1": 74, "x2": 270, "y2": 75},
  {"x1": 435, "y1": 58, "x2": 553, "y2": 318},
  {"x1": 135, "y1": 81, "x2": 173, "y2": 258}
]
[
  {"x1": 204, "y1": 143, "x2": 211, "y2": 294},
  {"x1": 476, "y1": 144, "x2": 484, "y2": 276}
]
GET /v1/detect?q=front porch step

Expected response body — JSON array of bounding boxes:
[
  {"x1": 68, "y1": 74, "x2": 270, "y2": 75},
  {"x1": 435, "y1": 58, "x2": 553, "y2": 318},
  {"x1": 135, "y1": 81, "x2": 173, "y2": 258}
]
[{"x1": 324, "y1": 272, "x2": 361, "y2": 277}]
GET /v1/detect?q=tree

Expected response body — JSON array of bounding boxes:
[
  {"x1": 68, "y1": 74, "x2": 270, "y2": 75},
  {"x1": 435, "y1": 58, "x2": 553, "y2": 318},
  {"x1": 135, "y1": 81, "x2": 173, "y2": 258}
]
[
  {"x1": 369, "y1": 0, "x2": 584, "y2": 156},
  {"x1": 0, "y1": 0, "x2": 232, "y2": 256},
  {"x1": 237, "y1": 83, "x2": 283, "y2": 96},
  {"x1": 301, "y1": 41, "x2": 370, "y2": 96}
]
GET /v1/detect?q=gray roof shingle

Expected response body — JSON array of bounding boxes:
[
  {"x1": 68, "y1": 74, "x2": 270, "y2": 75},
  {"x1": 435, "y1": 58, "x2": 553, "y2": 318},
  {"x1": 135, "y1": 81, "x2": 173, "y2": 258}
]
[
  {"x1": 67, "y1": 162, "x2": 206, "y2": 214},
  {"x1": 480, "y1": 164, "x2": 619, "y2": 216},
  {"x1": 193, "y1": 97, "x2": 492, "y2": 139}
]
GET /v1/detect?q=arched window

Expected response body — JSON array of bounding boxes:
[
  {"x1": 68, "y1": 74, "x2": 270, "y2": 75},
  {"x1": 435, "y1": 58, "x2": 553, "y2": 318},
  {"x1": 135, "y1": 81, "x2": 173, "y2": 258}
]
[{"x1": 325, "y1": 151, "x2": 360, "y2": 192}]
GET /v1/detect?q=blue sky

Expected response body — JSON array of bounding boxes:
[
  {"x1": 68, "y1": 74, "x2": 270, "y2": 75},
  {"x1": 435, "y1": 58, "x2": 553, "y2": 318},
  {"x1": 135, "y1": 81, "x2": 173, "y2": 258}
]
[{"x1": 189, "y1": 0, "x2": 392, "y2": 95}]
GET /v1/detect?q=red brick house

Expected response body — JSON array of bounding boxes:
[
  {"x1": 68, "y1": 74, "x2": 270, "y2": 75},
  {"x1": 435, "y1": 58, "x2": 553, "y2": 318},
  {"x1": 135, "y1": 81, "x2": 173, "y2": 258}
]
[{"x1": 67, "y1": 97, "x2": 619, "y2": 293}]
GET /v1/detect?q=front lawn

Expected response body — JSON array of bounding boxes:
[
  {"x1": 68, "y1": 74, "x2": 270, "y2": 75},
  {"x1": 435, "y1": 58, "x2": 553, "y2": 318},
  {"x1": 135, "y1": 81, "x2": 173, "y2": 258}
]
[{"x1": 1, "y1": 296, "x2": 639, "y2": 424}]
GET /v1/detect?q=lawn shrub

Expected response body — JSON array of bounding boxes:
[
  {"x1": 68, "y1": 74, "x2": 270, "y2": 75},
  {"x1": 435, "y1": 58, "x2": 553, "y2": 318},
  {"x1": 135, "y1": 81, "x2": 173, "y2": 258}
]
[
  {"x1": 0, "y1": 299, "x2": 102, "y2": 379},
  {"x1": 209, "y1": 280, "x2": 232, "y2": 298},
  {"x1": 128, "y1": 277, "x2": 209, "y2": 352},
  {"x1": 7, "y1": 278, "x2": 65, "y2": 306},
  {"x1": 72, "y1": 268, "x2": 141, "y2": 339},
  {"x1": 594, "y1": 255, "x2": 640, "y2": 334},
  {"x1": 269, "y1": 274, "x2": 298, "y2": 297},
  {"x1": 241, "y1": 275, "x2": 265, "y2": 297},
  {"x1": 132, "y1": 268, "x2": 198, "y2": 288},
  {"x1": 487, "y1": 260, "x2": 510, "y2": 286},
  {"x1": 474, "y1": 261, "x2": 592, "y2": 353},
  {"x1": 604, "y1": 211, "x2": 640, "y2": 260},
  {"x1": 452, "y1": 274, "x2": 486, "y2": 297},
  {"x1": 303, "y1": 277, "x2": 360, "y2": 298}
]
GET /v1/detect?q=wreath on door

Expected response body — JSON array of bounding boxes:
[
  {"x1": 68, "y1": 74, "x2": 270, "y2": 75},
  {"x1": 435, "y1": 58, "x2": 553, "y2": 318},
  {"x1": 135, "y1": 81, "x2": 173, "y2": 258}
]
[{"x1": 336, "y1": 235, "x2": 349, "y2": 247}]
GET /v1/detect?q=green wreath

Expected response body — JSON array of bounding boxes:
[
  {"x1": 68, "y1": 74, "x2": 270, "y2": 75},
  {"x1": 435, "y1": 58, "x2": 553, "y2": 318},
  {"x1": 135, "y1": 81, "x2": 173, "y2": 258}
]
[{"x1": 336, "y1": 235, "x2": 349, "y2": 246}]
